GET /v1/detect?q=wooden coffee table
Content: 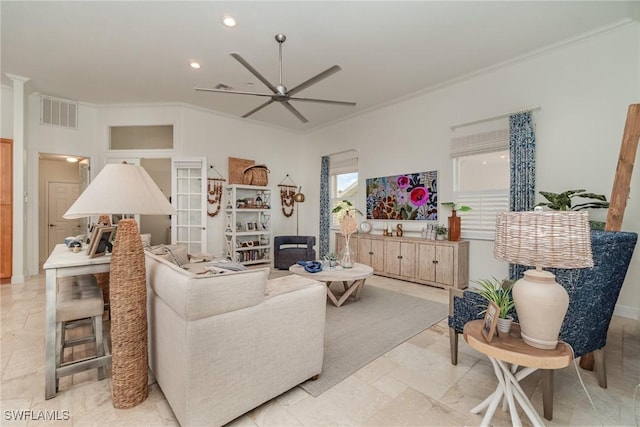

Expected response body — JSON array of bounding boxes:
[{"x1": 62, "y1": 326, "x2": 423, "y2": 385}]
[{"x1": 289, "y1": 262, "x2": 374, "y2": 307}]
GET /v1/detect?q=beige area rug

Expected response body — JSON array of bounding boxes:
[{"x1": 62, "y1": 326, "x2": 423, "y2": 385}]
[{"x1": 300, "y1": 284, "x2": 448, "y2": 397}]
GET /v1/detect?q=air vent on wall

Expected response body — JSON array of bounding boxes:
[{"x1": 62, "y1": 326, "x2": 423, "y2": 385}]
[{"x1": 40, "y1": 95, "x2": 78, "y2": 129}]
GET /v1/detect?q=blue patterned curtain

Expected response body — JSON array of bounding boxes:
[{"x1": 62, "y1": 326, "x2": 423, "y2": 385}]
[
  {"x1": 319, "y1": 156, "x2": 330, "y2": 257},
  {"x1": 509, "y1": 111, "x2": 536, "y2": 279}
]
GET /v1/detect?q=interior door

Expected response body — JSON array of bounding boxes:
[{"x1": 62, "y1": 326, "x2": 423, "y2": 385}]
[
  {"x1": 172, "y1": 157, "x2": 207, "y2": 254},
  {"x1": 47, "y1": 182, "x2": 81, "y2": 254},
  {"x1": 0, "y1": 138, "x2": 12, "y2": 279}
]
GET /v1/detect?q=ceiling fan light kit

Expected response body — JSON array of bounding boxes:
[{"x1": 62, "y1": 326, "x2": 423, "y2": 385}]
[{"x1": 195, "y1": 34, "x2": 356, "y2": 123}]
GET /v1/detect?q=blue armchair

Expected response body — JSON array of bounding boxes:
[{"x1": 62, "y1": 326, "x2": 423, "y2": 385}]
[{"x1": 448, "y1": 230, "x2": 637, "y2": 419}]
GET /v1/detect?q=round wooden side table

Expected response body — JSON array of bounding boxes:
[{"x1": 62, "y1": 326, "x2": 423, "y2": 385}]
[{"x1": 463, "y1": 320, "x2": 572, "y2": 427}]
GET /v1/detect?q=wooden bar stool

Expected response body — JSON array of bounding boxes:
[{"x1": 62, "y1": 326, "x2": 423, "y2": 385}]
[{"x1": 54, "y1": 275, "x2": 111, "y2": 394}]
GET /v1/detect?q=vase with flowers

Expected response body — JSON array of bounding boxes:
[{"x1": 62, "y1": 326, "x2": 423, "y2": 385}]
[{"x1": 332, "y1": 200, "x2": 363, "y2": 268}]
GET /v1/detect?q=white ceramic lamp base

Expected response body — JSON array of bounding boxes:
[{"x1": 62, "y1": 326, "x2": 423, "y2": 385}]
[{"x1": 512, "y1": 269, "x2": 569, "y2": 350}]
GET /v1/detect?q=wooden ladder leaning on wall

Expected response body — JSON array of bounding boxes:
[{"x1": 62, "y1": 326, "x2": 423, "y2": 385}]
[{"x1": 581, "y1": 103, "x2": 640, "y2": 372}]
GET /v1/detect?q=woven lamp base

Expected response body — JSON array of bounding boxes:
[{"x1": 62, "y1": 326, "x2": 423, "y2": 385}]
[{"x1": 110, "y1": 218, "x2": 148, "y2": 408}]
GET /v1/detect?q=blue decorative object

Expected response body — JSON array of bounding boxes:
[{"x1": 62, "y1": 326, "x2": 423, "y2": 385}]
[{"x1": 303, "y1": 261, "x2": 323, "y2": 273}]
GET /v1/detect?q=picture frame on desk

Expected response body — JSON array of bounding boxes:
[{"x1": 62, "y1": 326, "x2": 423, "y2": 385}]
[
  {"x1": 88, "y1": 226, "x2": 116, "y2": 258},
  {"x1": 86, "y1": 225, "x2": 103, "y2": 256},
  {"x1": 481, "y1": 301, "x2": 499, "y2": 343}
]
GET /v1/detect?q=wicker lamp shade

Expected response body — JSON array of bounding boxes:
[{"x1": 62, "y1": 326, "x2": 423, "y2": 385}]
[
  {"x1": 493, "y1": 210, "x2": 593, "y2": 349},
  {"x1": 494, "y1": 210, "x2": 594, "y2": 269},
  {"x1": 64, "y1": 163, "x2": 175, "y2": 408}
]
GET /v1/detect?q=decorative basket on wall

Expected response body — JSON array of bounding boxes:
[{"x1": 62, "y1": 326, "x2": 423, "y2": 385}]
[{"x1": 243, "y1": 165, "x2": 270, "y2": 186}]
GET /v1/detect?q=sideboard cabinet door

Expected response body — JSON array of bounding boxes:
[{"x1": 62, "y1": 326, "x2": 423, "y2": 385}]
[
  {"x1": 357, "y1": 236, "x2": 385, "y2": 272},
  {"x1": 384, "y1": 240, "x2": 416, "y2": 280}
]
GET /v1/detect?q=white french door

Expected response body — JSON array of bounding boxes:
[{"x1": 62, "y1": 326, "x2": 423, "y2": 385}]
[{"x1": 171, "y1": 158, "x2": 207, "y2": 253}]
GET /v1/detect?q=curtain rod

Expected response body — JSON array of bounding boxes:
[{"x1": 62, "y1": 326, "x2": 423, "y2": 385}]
[{"x1": 450, "y1": 106, "x2": 541, "y2": 131}]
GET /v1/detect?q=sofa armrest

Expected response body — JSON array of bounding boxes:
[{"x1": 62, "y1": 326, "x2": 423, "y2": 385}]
[
  {"x1": 448, "y1": 288, "x2": 485, "y2": 333},
  {"x1": 448, "y1": 287, "x2": 465, "y2": 317},
  {"x1": 265, "y1": 275, "x2": 323, "y2": 298}
]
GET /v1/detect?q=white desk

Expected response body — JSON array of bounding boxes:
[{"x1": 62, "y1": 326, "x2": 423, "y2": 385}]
[{"x1": 43, "y1": 244, "x2": 111, "y2": 399}]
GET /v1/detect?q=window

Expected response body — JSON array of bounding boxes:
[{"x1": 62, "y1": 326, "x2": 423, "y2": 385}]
[
  {"x1": 329, "y1": 152, "x2": 359, "y2": 227},
  {"x1": 451, "y1": 130, "x2": 510, "y2": 240},
  {"x1": 110, "y1": 125, "x2": 174, "y2": 150}
]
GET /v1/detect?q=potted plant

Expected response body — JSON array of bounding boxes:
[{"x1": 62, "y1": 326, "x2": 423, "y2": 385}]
[
  {"x1": 324, "y1": 252, "x2": 338, "y2": 268},
  {"x1": 442, "y1": 202, "x2": 472, "y2": 241},
  {"x1": 535, "y1": 189, "x2": 609, "y2": 229},
  {"x1": 434, "y1": 224, "x2": 448, "y2": 240},
  {"x1": 475, "y1": 278, "x2": 515, "y2": 334}
]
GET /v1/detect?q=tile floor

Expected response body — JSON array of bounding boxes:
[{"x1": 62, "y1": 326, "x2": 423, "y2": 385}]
[{"x1": 1, "y1": 272, "x2": 638, "y2": 426}]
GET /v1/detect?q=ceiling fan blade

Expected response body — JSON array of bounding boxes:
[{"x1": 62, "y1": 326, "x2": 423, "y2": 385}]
[
  {"x1": 287, "y1": 65, "x2": 342, "y2": 96},
  {"x1": 242, "y1": 99, "x2": 275, "y2": 118},
  {"x1": 288, "y1": 96, "x2": 356, "y2": 107},
  {"x1": 194, "y1": 87, "x2": 274, "y2": 98},
  {"x1": 230, "y1": 53, "x2": 278, "y2": 94},
  {"x1": 282, "y1": 102, "x2": 308, "y2": 123}
]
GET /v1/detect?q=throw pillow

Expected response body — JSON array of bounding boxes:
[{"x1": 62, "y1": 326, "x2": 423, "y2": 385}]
[
  {"x1": 140, "y1": 233, "x2": 152, "y2": 249},
  {"x1": 148, "y1": 244, "x2": 189, "y2": 266}
]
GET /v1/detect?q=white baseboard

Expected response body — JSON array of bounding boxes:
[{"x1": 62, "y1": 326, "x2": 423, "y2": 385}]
[{"x1": 613, "y1": 304, "x2": 640, "y2": 320}]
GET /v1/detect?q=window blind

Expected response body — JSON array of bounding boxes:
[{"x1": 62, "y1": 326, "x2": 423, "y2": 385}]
[
  {"x1": 450, "y1": 129, "x2": 509, "y2": 157},
  {"x1": 454, "y1": 190, "x2": 509, "y2": 240},
  {"x1": 329, "y1": 150, "x2": 358, "y2": 175}
]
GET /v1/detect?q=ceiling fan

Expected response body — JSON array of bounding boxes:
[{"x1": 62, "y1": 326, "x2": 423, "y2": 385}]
[{"x1": 195, "y1": 34, "x2": 356, "y2": 123}]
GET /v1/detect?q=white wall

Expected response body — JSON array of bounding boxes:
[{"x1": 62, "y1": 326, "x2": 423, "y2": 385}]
[
  {"x1": 25, "y1": 96, "x2": 99, "y2": 273},
  {"x1": 93, "y1": 104, "x2": 309, "y2": 257},
  {"x1": 1, "y1": 85, "x2": 13, "y2": 138},
  {"x1": 306, "y1": 22, "x2": 640, "y2": 318}
]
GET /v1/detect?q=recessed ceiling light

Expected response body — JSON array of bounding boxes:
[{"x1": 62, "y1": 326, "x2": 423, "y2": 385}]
[
  {"x1": 189, "y1": 61, "x2": 201, "y2": 69},
  {"x1": 222, "y1": 16, "x2": 237, "y2": 27},
  {"x1": 66, "y1": 157, "x2": 79, "y2": 163}
]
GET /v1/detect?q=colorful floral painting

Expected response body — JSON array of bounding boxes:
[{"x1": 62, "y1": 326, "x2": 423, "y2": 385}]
[{"x1": 366, "y1": 171, "x2": 438, "y2": 220}]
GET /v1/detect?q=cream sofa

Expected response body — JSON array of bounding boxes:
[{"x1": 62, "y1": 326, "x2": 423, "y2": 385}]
[{"x1": 145, "y1": 251, "x2": 326, "y2": 427}]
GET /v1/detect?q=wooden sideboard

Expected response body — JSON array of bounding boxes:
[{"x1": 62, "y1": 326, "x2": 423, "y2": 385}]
[{"x1": 336, "y1": 233, "x2": 469, "y2": 290}]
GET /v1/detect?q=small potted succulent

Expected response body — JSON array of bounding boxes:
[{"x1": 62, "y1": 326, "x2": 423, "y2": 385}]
[
  {"x1": 324, "y1": 252, "x2": 338, "y2": 268},
  {"x1": 475, "y1": 277, "x2": 515, "y2": 334},
  {"x1": 434, "y1": 224, "x2": 448, "y2": 240}
]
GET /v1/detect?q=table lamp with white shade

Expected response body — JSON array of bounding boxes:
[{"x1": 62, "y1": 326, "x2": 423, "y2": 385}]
[
  {"x1": 493, "y1": 208, "x2": 593, "y2": 349},
  {"x1": 64, "y1": 163, "x2": 175, "y2": 408}
]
